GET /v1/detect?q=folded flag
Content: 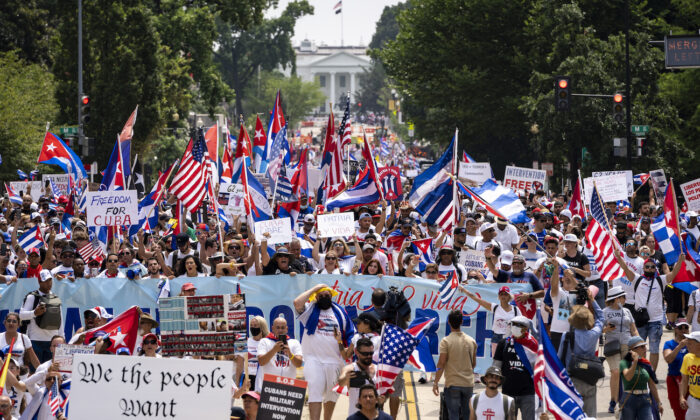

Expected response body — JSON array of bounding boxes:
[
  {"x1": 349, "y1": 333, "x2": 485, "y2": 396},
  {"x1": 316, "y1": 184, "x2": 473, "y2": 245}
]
[
  {"x1": 18, "y1": 226, "x2": 45, "y2": 253},
  {"x1": 438, "y1": 270, "x2": 459, "y2": 305},
  {"x1": 462, "y1": 179, "x2": 529, "y2": 224},
  {"x1": 5, "y1": 183, "x2": 22, "y2": 206},
  {"x1": 651, "y1": 213, "x2": 682, "y2": 266},
  {"x1": 411, "y1": 238, "x2": 434, "y2": 271}
]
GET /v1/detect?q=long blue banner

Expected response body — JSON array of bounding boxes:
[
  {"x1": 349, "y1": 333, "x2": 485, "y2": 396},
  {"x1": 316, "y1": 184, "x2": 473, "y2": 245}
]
[{"x1": 0, "y1": 276, "x2": 530, "y2": 374}]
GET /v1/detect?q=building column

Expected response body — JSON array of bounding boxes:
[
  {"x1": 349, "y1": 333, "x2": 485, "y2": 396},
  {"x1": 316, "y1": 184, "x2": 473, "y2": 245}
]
[
  {"x1": 350, "y1": 72, "x2": 356, "y2": 103},
  {"x1": 329, "y1": 72, "x2": 336, "y2": 110}
]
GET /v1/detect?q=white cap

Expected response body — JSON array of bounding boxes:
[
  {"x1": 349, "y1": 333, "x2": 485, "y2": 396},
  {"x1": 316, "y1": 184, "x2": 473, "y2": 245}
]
[
  {"x1": 303, "y1": 214, "x2": 315, "y2": 223},
  {"x1": 31, "y1": 212, "x2": 42, "y2": 220},
  {"x1": 559, "y1": 209, "x2": 572, "y2": 219},
  {"x1": 688, "y1": 211, "x2": 698, "y2": 218},
  {"x1": 479, "y1": 223, "x2": 495, "y2": 233},
  {"x1": 563, "y1": 233, "x2": 578, "y2": 242},
  {"x1": 39, "y1": 269, "x2": 53, "y2": 282},
  {"x1": 500, "y1": 250, "x2": 514, "y2": 266},
  {"x1": 685, "y1": 331, "x2": 700, "y2": 342}
]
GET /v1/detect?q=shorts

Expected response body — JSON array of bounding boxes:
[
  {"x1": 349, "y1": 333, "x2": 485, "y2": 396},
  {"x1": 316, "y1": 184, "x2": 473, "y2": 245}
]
[
  {"x1": 637, "y1": 321, "x2": 663, "y2": 354},
  {"x1": 606, "y1": 344, "x2": 629, "y2": 371},
  {"x1": 665, "y1": 285, "x2": 687, "y2": 314},
  {"x1": 304, "y1": 359, "x2": 343, "y2": 403}
]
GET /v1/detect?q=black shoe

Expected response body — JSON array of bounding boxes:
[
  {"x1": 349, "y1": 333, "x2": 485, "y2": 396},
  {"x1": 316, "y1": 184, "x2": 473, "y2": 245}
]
[
  {"x1": 666, "y1": 322, "x2": 675, "y2": 331},
  {"x1": 608, "y1": 400, "x2": 616, "y2": 413},
  {"x1": 418, "y1": 377, "x2": 427, "y2": 384}
]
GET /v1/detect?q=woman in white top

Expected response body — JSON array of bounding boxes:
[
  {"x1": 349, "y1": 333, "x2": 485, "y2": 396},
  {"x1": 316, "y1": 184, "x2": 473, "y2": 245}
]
[
  {"x1": 177, "y1": 255, "x2": 207, "y2": 278},
  {"x1": 462, "y1": 285, "x2": 520, "y2": 356},
  {"x1": 247, "y1": 316, "x2": 269, "y2": 387},
  {"x1": 317, "y1": 251, "x2": 342, "y2": 274},
  {"x1": 0, "y1": 312, "x2": 39, "y2": 369},
  {"x1": 312, "y1": 238, "x2": 355, "y2": 273}
]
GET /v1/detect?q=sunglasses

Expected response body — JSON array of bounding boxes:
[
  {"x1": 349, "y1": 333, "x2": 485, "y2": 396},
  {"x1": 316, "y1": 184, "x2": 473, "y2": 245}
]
[
  {"x1": 425, "y1": 271, "x2": 437, "y2": 274},
  {"x1": 231, "y1": 245, "x2": 241, "y2": 250},
  {"x1": 89, "y1": 263, "x2": 100, "y2": 267},
  {"x1": 677, "y1": 325, "x2": 690, "y2": 330},
  {"x1": 143, "y1": 340, "x2": 158, "y2": 345},
  {"x1": 512, "y1": 261, "x2": 524, "y2": 265},
  {"x1": 333, "y1": 243, "x2": 344, "y2": 247},
  {"x1": 357, "y1": 351, "x2": 373, "y2": 357},
  {"x1": 326, "y1": 257, "x2": 337, "y2": 261},
  {"x1": 107, "y1": 259, "x2": 118, "y2": 263},
  {"x1": 644, "y1": 265, "x2": 656, "y2": 270}
]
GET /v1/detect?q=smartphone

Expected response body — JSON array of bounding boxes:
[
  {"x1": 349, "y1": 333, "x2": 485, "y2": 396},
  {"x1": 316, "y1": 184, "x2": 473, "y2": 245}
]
[
  {"x1": 278, "y1": 334, "x2": 287, "y2": 345},
  {"x1": 0, "y1": 244, "x2": 7, "y2": 256}
]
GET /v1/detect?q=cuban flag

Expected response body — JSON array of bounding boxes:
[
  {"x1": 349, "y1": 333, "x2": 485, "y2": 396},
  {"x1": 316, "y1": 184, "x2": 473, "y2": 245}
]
[
  {"x1": 38, "y1": 132, "x2": 87, "y2": 181},
  {"x1": 278, "y1": 200, "x2": 300, "y2": 231},
  {"x1": 252, "y1": 115, "x2": 267, "y2": 170},
  {"x1": 243, "y1": 166, "x2": 272, "y2": 222},
  {"x1": 18, "y1": 226, "x2": 45, "y2": 253},
  {"x1": 385, "y1": 229, "x2": 409, "y2": 253},
  {"x1": 99, "y1": 135, "x2": 127, "y2": 191},
  {"x1": 462, "y1": 151, "x2": 475, "y2": 163},
  {"x1": 325, "y1": 166, "x2": 381, "y2": 212},
  {"x1": 651, "y1": 213, "x2": 682, "y2": 266},
  {"x1": 258, "y1": 90, "x2": 285, "y2": 173},
  {"x1": 406, "y1": 317, "x2": 437, "y2": 372},
  {"x1": 295, "y1": 232, "x2": 314, "y2": 258},
  {"x1": 17, "y1": 169, "x2": 28, "y2": 180},
  {"x1": 633, "y1": 173, "x2": 650, "y2": 186},
  {"x1": 672, "y1": 236, "x2": 700, "y2": 294},
  {"x1": 438, "y1": 270, "x2": 459, "y2": 305},
  {"x1": 290, "y1": 148, "x2": 309, "y2": 198},
  {"x1": 30, "y1": 169, "x2": 39, "y2": 180},
  {"x1": 5, "y1": 183, "x2": 22, "y2": 206},
  {"x1": 461, "y1": 179, "x2": 530, "y2": 224},
  {"x1": 231, "y1": 123, "x2": 252, "y2": 184},
  {"x1": 411, "y1": 238, "x2": 434, "y2": 271}
]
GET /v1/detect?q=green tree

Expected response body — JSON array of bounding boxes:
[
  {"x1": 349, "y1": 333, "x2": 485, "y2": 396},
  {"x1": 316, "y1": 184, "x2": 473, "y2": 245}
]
[
  {"x1": 214, "y1": 0, "x2": 313, "y2": 117},
  {"x1": 0, "y1": 51, "x2": 58, "y2": 181},
  {"x1": 0, "y1": 0, "x2": 58, "y2": 65}
]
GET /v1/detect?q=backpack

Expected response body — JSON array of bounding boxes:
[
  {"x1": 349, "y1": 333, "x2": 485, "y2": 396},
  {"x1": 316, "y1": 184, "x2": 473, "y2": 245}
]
[
  {"x1": 20, "y1": 291, "x2": 62, "y2": 332},
  {"x1": 472, "y1": 392, "x2": 514, "y2": 420}
]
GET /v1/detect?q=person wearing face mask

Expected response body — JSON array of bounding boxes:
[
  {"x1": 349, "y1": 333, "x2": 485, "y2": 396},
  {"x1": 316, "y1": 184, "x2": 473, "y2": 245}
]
[
  {"x1": 615, "y1": 248, "x2": 685, "y2": 372},
  {"x1": 246, "y1": 316, "x2": 268, "y2": 389},
  {"x1": 294, "y1": 285, "x2": 355, "y2": 420},
  {"x1": 492, "y1": 316, "x2": 538, "y2": 420}
]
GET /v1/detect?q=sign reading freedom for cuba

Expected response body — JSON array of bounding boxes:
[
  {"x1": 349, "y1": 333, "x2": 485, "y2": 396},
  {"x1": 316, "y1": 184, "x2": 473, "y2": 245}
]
[
  {"x1": 86, "y1": 190, "x2": 139, "y2": 227},
  {"x1": 0, "y1": 275, "x2": 531, "y2": 374}
]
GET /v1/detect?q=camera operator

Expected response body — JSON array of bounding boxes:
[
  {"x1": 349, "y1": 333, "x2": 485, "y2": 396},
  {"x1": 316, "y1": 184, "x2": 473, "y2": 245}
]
[{"x1": 337, "y1": 337, "x2": 379, "y2": 416}]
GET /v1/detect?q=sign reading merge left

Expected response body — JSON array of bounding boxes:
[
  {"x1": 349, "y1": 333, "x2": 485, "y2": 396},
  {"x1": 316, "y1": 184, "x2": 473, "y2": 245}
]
[
  {"x1": 86, "y1": 190, "x2": 139, "y2": 227},
  {"x1": 70, "y1": 354, "x2": 232, "y2": 419}
]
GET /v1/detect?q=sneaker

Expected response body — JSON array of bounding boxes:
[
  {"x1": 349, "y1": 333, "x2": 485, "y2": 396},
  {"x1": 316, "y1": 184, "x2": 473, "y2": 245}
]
[
  {"x1": 666, "y1": 322, "x2": 675, "y2": 331},
  {"x1": 418, "y1": 377, "x2": 427, "y2": 384},
  {"x1": 608, "y1": 400, "x2": 616, "y2": 413}
]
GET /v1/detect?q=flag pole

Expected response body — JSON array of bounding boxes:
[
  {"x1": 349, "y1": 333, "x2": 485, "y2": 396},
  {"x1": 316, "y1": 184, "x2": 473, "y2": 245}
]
[
  {"x1": 141, "y1": 159, "x2": 180, "y2": 232},
  {"x1": 452, "y1": 128, "x2": 459, "y2": 229}
]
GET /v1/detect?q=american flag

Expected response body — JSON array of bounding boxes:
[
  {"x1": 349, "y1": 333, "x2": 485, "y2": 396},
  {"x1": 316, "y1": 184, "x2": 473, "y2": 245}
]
[
  {"x1": 48, "y1": 377, "x2": 63, "y2": 416},
  {"x1": 585, "y1": 186, "x2": 625, "y2": 281},
  {"x1": 326, "y1": 134, "x2": 346, "y2": 199},
  {"x1": 337, "y1": 95, "x2": 352, "y2": 148},
  {"x1": 266, "y1": 124, "x2": 289, "y2": 181},
  {"x1": 375, "y1": 319, "x2": 435, "y2": 395},
  {"x1": 170, "y1": 128, "x2": 210, "y2": 213},
  {"x1": 276, "y1": 165, "x2": 293, "y2": 200},
  {"x1": 438, "y1": 270, "x2": 459, "y2": 305},
  {"x1": 78, "y1": 237, "x2": 105, "y2": 262}
]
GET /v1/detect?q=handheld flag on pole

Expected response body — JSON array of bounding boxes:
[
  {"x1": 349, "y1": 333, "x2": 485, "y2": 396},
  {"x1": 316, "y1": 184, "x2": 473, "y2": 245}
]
[
  {"x1": 38, "y1": 132, "x2": 87, "y2": 181},
  {"x1": 0, "y1": 337, "x2": 15, "y2": 394}
]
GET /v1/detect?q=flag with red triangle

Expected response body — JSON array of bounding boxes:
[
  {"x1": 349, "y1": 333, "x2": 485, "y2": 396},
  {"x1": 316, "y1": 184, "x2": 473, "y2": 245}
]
[
  {"x1": 568, "y1": 177, "x2": 586, "y2": 219},
  {"x1": 82, "y1": 306, "x2": 140, "y2": 354}
]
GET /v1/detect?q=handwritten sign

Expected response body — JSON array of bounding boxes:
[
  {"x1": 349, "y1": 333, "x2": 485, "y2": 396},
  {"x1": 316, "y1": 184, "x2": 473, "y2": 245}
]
[
  {"x1": 254, "y1": 217, "x2": 293, "y2": 245},
  {"x1": 86, "y1": 190, "x2": 138, "y2": 227},
  {"x1": 258, "y1": 374, "x2": 308, "y2": 420},
  {"x1": 317, "y1": 212, "x2": 355, "y2": 238},
  {"x1": 458, "y1": 249, "x2": 487, "y2": 272},
  {"x1": 681, "y1": 178, "x2": 700, "y2": 212},
  {"x1": 43, "y1": 174, "x2": 71, "y2": 196},
  {"x1": 70, "y1": 354, "x2": 232, "y2": 420},
  {"x1": 584, "y1": 175, "x2": 629, "y2": 202},
  {"x1": 592, "y1": 170, "x2": 633, "y2": 196},
  {"x1": 53, "y1": 344, "x2": 94, "y2": 373},
  {"x1": 218, "y1": 183, "x2": 245, "y2": 217},
  {"x1": 503, "y1": 166, "x2": 547, "y2": 192},
  {"x1": 458, "y1": 162, "x2": 492, "y2": 185}
]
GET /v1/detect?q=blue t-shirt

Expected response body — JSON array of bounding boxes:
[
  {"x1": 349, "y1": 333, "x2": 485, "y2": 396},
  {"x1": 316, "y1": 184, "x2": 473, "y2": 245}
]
[
  {"x1": 496, "y1": 269, "x2": 543, "y2": 291},
  {"x1": 663, "y1": 339, "x2": 688, "y2": 376}
]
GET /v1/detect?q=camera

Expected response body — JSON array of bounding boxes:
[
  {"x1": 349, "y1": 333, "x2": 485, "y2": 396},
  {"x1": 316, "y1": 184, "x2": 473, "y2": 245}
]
[
  {"x1": 575, "y1": 282, "x2": 589, "y2": 305},
  {"x1": 349, "y1": 370, "x2": 370, "y2": 388}
]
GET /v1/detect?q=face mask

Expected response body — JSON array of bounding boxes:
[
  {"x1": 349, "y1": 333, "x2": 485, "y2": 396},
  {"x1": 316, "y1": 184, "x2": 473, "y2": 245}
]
[
  {"x1": 317, "y1": 295, "x2": 333, "y2": 310},
  {"x1": 644, "y1": 269, "x2": 656, "y2": 278},
  {"x1": 250, "y1": 327, "x2": 261, "y2": 337},
  {"x1": 511, "y1": 325, "x2": 523, "y2": 338}
]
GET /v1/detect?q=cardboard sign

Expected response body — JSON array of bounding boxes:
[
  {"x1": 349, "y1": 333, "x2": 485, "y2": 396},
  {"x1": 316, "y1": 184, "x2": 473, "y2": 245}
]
[
  {"x1": 53, "y1": 344, "x2": 94, "y2": 373},
  {"x1": 317, "y1": 212, "x2": 355, "y2": 238},
  {"x1": 86, "y1": 190, "x2": 138, "y2": 227},
  {"x1": 592, "y1": 170, "x2": 634, "y2": 196},
  {"x1": 8, "y1": 181, "x2": 42, "y2": 202},
  {"x1": 254, "y1": 217, "x2": 293, "y2": 245},
  {"x1": 159, "y1": 294, "x2": 247, "y2": 357},
  {"x1": 378, "y1": 166, "x2": 403, "y2": 201},
  {"x1": 681, "y1": 178, "x2": 700, "y2": 212},
  {"x1": 458, "y1": 249, "x2": 487, "y2": 271},
  {"x1": 583, "y1": 175, "x2": 629, "y2": 202},
  {"x1": 43, "y1": 174, "x2": 71, "y2": 196},
  {"x1": 70, "y1": 354, "x2": 232, "y2": 420},
  {"x1": 649, "y1": 169, "x2": 668, "y2": 199},
  {"x1": 458, "y1": 162, "x2": 492, "y2": 185},
  {"x1": 503, "y1": 166, "x2": 547, "y2": 192},
  {"x1": 258, "y1": 374, "x2": 308, "y2": 420}
]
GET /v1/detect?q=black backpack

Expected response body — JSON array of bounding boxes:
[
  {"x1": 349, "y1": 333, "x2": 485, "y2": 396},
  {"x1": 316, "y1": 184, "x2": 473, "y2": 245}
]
[{"x1": 20, "y1": 291, "x2": 62, "y2": 333}]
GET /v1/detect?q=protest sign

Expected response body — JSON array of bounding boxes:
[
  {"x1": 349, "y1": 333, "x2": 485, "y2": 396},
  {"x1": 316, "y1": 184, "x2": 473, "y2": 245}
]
[
  {"x1": 317, "y1": 212, "x2": 355, "y2": 238},
  {"x1": 378, "y1": 166, "x2": 403, "y2": 200},
  {"x1": 458, "y1": 162, "x2": 493, "y2": 185},
  {"x1": 43, "y1": 174, "x2": 71, "y2": 196},
  {"x1": 503, "y1": 166, "x2": 547, "y2": 192},
  {"x1": 583, "y1": 175, "x2": 628, "y2": 202},
  {"x1": 592, "y1": 170, "x2": 634, "y2": 196},
  {"x1": 218, "y1": 183, "x2": 245, "y2": 217},
  {"x1": 86, "y1": 190, "x2": 138, "y2": 227},
  {"x1": 681, "y1": 178, "x2": 700, "y2": 212},
  {"x1": 307, "y1": 168, "x2": 322, "y2": 197},
  {"x1": 159, "y1": 294, "x2": 247, "y2": 357},
  {"x1": 9, "y1": 181, "x2": 42, "y2": 202},
  {"x1": 458, "y1": 249, "x2": 487, "y2": 273},
  {"x1": 53, "y1": 344, "x2": 94, "y2": 373},
  {"x1": 254, "y1": 217, "x2": 293, "y2": 245},
  {"x1": 258, "y1": 374, "x2": 308, "y2": 420},
  {"x1": 649, "y1": 169, "x2": 668, "y2": 199},
  {"x1": 70, "y1": 354, "x2": 232, "y2": 419},
  {"x1": 405, "y1": 169, "x2": 418, "y2": 178}
]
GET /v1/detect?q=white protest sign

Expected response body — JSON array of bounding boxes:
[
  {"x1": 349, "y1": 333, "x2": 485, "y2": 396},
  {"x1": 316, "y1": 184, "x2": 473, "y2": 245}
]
[
  {"x1": 592, "y1": 170, "x2": 633, "y2": 196},
  {"x1": 43, "y1": 174, "x2": 71, "y2": 196},
  {"x1": 458, "y1": 162, "x2": 492, "y2": 185},
  {"x1": 649, "y1": 169, "x2": 668, "y2": 199},
  {"x1": 503, "y1": 166, "x2": 547, "y2": 192},
  {"x1": 70, "y1": 354, "x2": 232, "y2": 420},
  {"x1": 53, "y1": 344, "x2": 94, "y2": 373},
  {"x1": 219, "y1": 183, "x2": 245, "y2": 217},
  {"x1": 681, "y1": 178, "x2": 700, "y2": 212},
  {"x1": 254, "y1": 217, "x2": 293, "y2": 245},
  {"x1": 317, "y1": 212, "x2": 355, "y2": 238},
  {"x1": 458, "y1": 249, "x2": 487, "y2": 271},
  {"x1": 583, "y1": 175, "x2": 628, "y2": 202},
  {"x1": 9, "y1": 181, "x2": 42, "y2": 202},
  {"x1": 405, "y1": 169, "x2": 418, "y2": 178},
  {"x1": 307, "y1": 168, "x2": 322, "y2": 198},
  {"x1": 86, "y1": 190, "x2": 139, "y2": 227}
]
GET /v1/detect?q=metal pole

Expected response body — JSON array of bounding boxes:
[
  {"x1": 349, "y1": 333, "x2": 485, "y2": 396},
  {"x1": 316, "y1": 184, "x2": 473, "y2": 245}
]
[
  {"x1": 78, "y1": 0, "x2": 84, "y2": 145},
  {"x1": 625, "y1": 0, "x2": 633, "y2": 169}
]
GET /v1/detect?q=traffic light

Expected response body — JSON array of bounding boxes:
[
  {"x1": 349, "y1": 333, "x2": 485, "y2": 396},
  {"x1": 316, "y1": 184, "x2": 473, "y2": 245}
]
[
  {"x1": 87, "y1": 137, "x2": 96, "y2": 156},
  {"x1": 554, "y1": 76, "x2": 571, "y2": 111},
  {"x1": 636, "y1": 137, "x2": 645, "y2": 156},
  {"x1": 80, "y1": 95, "x2": 91, "y2": 124},
  {"x1": 612, "y1": 93, "x2": 624, "y2": 123}
]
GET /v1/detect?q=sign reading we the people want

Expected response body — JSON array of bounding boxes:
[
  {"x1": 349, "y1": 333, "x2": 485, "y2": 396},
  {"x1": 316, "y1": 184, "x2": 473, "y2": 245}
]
[
  {"x1": 70, "y1": 354, "x2": 232, "y2": 419},
  {"x1": 86, "y1": 190, "x2": 138, "y2": 227},
  {"x1": 317, "y1": 212, "x2": 355, "y2": 238},
  {"x1": 458, "y1": 162, "x2": 492, "y2": 185}
]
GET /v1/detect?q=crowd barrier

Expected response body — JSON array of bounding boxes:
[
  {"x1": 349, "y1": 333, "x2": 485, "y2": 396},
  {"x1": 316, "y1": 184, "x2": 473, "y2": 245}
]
[{"x1": 0, "y1": 275, "x2": 531, "y2": 373}]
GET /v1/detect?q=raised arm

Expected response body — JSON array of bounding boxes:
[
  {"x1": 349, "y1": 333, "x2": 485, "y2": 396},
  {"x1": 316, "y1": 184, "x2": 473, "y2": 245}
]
[
  {"x1": 666, "y1": 253, "x2": 685, "y2": 284},
  {"x1": 614, "y1": 248, "x2": 636, "y2": 282},
  {"x1": 293, "y1": 284, "x2": 327, "y2": 314}
]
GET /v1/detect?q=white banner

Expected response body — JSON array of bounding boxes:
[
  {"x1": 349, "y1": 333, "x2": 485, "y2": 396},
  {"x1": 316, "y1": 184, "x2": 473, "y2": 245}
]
[
  {"x1": 681, "y1": 178, "x2": 700, "y2": 212},
  {"x1": 254, "y1": 217, "x2": 293, "y2": 245},
  {"x1": 8, "y1": 181, "x2": 42, "y2": 202},
  {"x1": 503, "y1": 166, "x2": 547, "y2": 192},
  {"x1": 458, "y1": 249, "x2": 487, "y2": 272},
  {"x1": 86, "y1": 190, "x2": 139, "y2": 227},
  {"x1": 592, "y1": 170, "x2": 633, "y2": 196},
  {"x1": 70, "y1": 354, "x2": 232, "y2": 419},
  {"x1": 458, "y1": 162, "x2": 492, "y2": 185},
  {"x1": 43, "y1": 174, "x2": 71, "y2": 196},
  {"x1": 317, "y1": 212, "x2": 355, "y2": 238},
  {"x1": 584, "y1": 175, "x2": 629, "y2": 202}
]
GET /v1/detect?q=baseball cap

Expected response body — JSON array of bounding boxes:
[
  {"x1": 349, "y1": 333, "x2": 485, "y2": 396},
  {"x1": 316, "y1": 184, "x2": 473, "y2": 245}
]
[
  {"x1": 563, "y1": 234, "x2": 578, "y2": 242},
  {"x1": 352, "y1": 312, "x2": 380, "y2": 329},
  {"x1": 303, "y1": 214, "x2": 315, "y2": 223},
  {"x1": 142, "y1": 333, "x2": 160, "y2": 346},
  {"x1": 242, "y1": 391, "x2": 261, "y2": 402},
  {"x1": 400, "y1": 218, "x2": 412, "y2": 227},
  {"x1": 500, "y1": 250, "x2": 514, "y2": 266},
  {"x1": 454, "y1": 227, "x2": 466, "y2": 235},
  {"x1": 116, "y1": 347, "x2": 131, "y2": 355},
  {"x1": 31, "y1": 212, "x2": 41, "y2": 220},
  {"x1": 39, "y1": 269, "x2": 52, "y2": 282},
  {"x1": 675, "y1": 318, "x2": 690, "y2": 328},
  {"x1": 498, "y1": 286, "x2": 511, "y2": 295},
  {"x1": 49, "y1": 217, "x2": 61, "y2": 225},
  {"x1": 362, "y1": 243, "x2": 375, "y2": 251},
  {"x1": 688, "y1": 211, "x2": 698, "y2": 218},
  {"x1": 84, "y1": 306, "x2": 113, "y2": 319},
  {"x1": 512, "y1": 254, "x2": 525, "y2": 263},
  {"x1": 27, "y1": 247, "x2": 41, "y2": 256},
  {"x1": 628, "y1": 336, "x2": 647, "y2": 348},
  {"x1": 685, "y1": 331, "x2": 700, "y2": 342},
  {"x1": 479, "y1": 223, "x2": 495, "y2": 233},
  {"x1": 438, "y1": 245, "x2": 454, "y2": 254},
  {"x1": 559, "y1": 209, "x2": 572, "y2": 219},
  {"x1": 359, "y1": 213, "x2": 371, "y2": 220},
  {"x1": 181, "y1": 282, "x2": 197, "y2": 291},
  {"x1": 510, "y1": 316, "x2": 530, "y2": 329}
]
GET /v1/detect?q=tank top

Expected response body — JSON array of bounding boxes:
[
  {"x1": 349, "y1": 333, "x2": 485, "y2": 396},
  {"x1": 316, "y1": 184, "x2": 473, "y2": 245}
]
[
  {"x1": 0, "y1": 332, "x2": 29, "y2": 366},
  {"x1": 472, "y1": 392, "x2": 507, "y2": 420}
]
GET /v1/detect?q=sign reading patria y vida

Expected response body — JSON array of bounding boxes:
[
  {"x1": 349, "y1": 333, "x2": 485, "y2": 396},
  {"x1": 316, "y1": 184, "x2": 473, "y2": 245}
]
[
  {"x1": 86, "y1": 190, "x2": 139, "y2": 227},
  {"x1": 317, "y1": 212, "x2": 355, "y2": 238}
]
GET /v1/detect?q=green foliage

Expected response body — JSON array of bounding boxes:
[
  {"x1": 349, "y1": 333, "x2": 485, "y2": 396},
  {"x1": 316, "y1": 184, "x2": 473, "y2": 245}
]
[
  {"x1": 0, "y1": 0, "x2": 57, "y2": 65},
  {"x1": 0, "y1": 51, "x2": 58, "y2": 181}
]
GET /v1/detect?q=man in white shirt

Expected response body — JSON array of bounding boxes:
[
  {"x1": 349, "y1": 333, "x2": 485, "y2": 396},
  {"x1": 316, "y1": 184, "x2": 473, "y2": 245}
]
[
  {"x1": 622, "y1": 239, "x2": 644, "y2": 275},
  {"x1": 686, "y1": 211, "x2": 700, "y2": 244},
  {"x1": 469, "y1": 366, "x2": 516, "y2": 420},
  {"x1": 464, "y1": 217, "x2": 480, "y2": 249},
  {"x1": 19, "y1": 270, "x2": 62, "y2": 363},
  {"x1": 493, "y1": 218, "x2": 519, "y2": 251},
  {"x1": 50, "y1": 246, "x2": 75, "y2": 282},
  {"x1": 255, "y1": 317, "x2": 302, "y2": 392},
  {"x1": 474, "y1": 223, "x2": 503, "y2": 252},
  {"x1": 164, "y1": 233, "x2": 195, "y2": 275}
]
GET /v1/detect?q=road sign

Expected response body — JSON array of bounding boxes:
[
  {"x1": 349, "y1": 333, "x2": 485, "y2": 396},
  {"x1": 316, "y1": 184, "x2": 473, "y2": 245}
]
[
  {"x1": 631, "y1": 125, "x2": 649, "y2": 135},
  {"x1": 665, "y1": 35, "x2": 700, "y2": 69},
  {"x1": 59, "y1": 126, "x2": 79, "y2": 136}
]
